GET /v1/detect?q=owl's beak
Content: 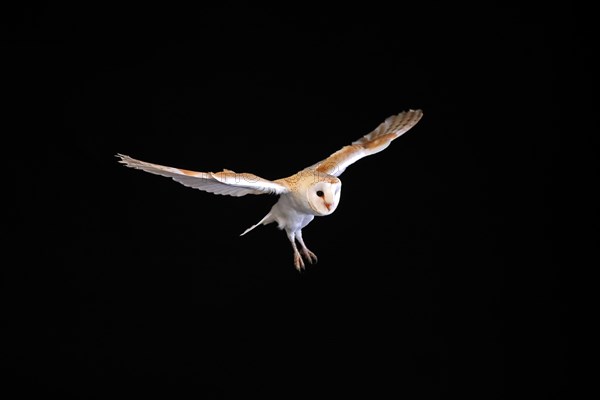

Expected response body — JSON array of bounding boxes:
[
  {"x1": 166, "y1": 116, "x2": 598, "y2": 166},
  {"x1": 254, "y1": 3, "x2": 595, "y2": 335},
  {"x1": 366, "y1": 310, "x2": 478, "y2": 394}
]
[{"x1": 324, "y1": 202, "x2": 332, "y2": 211}]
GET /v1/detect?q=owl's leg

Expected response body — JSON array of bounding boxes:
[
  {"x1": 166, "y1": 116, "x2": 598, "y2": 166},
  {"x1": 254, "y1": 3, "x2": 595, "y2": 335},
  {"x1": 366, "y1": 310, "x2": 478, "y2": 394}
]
[
  {"x1": 287, "y1": 231, "x2": 305, "y2": 271},
  {"x1": 296, "y1": 230, "x2": 318, "y2": 265}
]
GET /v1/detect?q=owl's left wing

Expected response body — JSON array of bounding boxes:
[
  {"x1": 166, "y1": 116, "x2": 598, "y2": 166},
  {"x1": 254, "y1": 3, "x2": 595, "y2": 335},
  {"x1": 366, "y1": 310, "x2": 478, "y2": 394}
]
[
  {"x1": 116, "y1": 154, "x2": 289, "y2": 197},
  {"x1": 308, "y1": 109, "x2": 423, "y2": 177}
]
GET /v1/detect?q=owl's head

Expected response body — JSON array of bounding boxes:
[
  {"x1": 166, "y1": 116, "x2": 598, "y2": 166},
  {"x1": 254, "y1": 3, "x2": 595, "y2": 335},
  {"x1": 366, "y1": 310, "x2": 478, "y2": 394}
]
[{"x1": 307, "y1": 175, "x2": 342, "y2": 216}]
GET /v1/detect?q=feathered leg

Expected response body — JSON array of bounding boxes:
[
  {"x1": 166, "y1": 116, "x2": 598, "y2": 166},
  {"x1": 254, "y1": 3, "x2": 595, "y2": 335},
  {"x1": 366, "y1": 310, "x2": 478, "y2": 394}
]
[
  {"x1": 296, "y1": 230, "x2": 318, "y2": 265},
  {"x1": 286, "y1": 231, "x2": 305, "y2": 271}
]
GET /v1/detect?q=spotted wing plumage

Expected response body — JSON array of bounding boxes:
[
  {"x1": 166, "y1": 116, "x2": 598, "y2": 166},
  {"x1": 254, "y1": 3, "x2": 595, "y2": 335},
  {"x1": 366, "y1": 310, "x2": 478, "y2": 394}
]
[
  {"x1": 116, "y1": 154, "x2": 289, "y2": 197},
  {"x1": 309, "y1": 109, "x2": 423, "y2": 177}
]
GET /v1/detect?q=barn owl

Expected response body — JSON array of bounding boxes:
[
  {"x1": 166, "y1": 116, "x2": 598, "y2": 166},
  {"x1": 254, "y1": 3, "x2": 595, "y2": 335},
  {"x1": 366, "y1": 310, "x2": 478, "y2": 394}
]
[{"x1": 117, "y1": 109, "x2": 423, "y2": 271}]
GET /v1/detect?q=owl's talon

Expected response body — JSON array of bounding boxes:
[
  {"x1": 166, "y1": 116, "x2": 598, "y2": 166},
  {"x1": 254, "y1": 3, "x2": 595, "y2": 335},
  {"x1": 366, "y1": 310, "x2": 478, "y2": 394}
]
[
  {"x1": 294, "y1": 254, "x2": 305, "y2": 271},
  {"x1": 302, "y1": 249, "x2": 318, "y2": 264}
]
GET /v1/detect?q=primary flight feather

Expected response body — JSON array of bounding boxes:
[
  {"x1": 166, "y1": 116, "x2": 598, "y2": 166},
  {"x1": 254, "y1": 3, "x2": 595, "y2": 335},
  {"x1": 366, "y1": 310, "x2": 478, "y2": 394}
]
[{"x1": 117, "y1": 109, "x2": 423, "y2": 271}]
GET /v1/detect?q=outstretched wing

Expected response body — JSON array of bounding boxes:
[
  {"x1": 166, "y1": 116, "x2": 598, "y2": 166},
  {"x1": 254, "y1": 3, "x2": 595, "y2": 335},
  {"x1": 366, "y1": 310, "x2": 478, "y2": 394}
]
[
  {"x1": 116, "y1": 154, "x2": 290, "y2": 197},
  {"x1": 309, "y1": 109, "x2": 423, "y2": 177}
]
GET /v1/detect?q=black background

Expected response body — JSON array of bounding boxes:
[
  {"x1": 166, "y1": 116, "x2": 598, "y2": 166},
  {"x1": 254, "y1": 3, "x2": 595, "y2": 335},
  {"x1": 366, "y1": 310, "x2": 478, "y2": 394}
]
[{"x1": 4, "y1": 3, "x2": 583, "y2": 399}]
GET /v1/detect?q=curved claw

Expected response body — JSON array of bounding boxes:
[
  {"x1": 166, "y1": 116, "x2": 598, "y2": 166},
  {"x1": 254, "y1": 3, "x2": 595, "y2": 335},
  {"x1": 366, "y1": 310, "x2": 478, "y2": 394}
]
[
  {"x1": 294, "y1": 253, "x2": 305, "y2": 271},
  {"x1": 302, "y1": 249, "x2": 318, "y2": 265}
]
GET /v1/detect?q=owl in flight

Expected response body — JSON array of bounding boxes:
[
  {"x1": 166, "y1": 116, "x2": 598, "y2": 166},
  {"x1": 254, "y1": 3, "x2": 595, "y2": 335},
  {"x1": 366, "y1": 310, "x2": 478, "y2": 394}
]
[{"x1": 117, "y1": 109, "x2": 423, "y2": 271}]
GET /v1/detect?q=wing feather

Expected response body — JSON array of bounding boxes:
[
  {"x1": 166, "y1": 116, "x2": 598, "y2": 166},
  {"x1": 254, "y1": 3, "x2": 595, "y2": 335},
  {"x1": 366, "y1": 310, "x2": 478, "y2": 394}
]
[
  {"x1": 310, "y1": 109, "x2": 423, "y2": 176},
  {"x1": 116, "y1": 154, "x2": 289, "y2": 197}
]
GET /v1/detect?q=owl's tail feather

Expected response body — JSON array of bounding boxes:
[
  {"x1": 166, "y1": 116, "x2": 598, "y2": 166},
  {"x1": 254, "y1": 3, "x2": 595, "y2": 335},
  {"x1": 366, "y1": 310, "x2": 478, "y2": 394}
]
[{"x1": 240, "y1": 212, "x2": 273, "y2": 236}]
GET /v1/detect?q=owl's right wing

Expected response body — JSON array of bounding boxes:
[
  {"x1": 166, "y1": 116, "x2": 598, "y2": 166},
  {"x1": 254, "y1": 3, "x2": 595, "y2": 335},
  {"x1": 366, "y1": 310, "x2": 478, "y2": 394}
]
[
  {"x1": 116, "y1": 154, "x2": 290, "y2": 197},
  {"x1": 308, "y1": 109, "x2": 423, "y2": 177}
]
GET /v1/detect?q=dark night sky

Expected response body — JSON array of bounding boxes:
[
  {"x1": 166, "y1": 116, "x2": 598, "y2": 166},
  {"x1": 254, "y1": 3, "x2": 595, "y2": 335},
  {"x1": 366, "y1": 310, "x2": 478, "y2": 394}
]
[{"x1": 4, "y1": 3, "x2": 583, "y2": 399}]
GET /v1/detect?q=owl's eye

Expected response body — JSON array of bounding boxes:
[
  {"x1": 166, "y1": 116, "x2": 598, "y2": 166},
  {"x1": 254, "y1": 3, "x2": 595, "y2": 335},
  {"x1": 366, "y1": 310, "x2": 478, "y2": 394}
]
[{"x1": 316, "y1": 190, "x2": 324, "y2": 197}]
